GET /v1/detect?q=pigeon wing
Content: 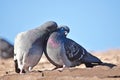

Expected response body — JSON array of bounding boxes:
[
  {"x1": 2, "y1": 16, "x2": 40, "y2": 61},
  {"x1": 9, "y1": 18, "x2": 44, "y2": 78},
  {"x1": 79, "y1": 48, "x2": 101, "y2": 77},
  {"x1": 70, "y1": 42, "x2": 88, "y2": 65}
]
[{"x1": 64, "y1": 38, "x2": 86, "y2": 62}]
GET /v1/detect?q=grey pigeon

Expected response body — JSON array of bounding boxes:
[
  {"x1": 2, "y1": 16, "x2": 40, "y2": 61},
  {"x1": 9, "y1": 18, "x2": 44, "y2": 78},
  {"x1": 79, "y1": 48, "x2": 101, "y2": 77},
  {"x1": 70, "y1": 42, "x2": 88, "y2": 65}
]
[
  {"x1": 14, "y1": 21, "x2": 58, "y2": 73},
  {"x1": 0, "y1": 38, "x2": 14, "y2": 59},
  {"x1": 45, "y1": 26, "x2": 102, "y2": 69}
]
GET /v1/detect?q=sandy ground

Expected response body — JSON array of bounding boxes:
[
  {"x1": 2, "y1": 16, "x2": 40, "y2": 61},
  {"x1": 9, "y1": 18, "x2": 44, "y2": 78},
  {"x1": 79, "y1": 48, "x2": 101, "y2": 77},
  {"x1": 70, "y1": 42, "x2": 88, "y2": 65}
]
[{"x1": 0, "y1": 49, "x2": 120, "y2": 80}]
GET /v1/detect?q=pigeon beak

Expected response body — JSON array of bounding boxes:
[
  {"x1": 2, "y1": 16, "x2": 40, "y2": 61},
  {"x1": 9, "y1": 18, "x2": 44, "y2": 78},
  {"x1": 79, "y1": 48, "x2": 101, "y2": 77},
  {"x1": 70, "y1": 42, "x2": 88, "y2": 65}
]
[{"x1": 64, "y1": 31, "x2": 68, "y2": 36}]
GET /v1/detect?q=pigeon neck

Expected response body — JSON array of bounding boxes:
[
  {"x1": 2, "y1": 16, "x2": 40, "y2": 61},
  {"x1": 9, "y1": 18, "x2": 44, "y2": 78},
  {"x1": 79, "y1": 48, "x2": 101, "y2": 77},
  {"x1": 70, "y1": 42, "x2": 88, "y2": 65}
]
[
  {"x1": 52, "y1": 32, "x2": 66, "y2": 41},
  {"x1": 48, "y1": 32, "x2": 65, "y2": 48}
]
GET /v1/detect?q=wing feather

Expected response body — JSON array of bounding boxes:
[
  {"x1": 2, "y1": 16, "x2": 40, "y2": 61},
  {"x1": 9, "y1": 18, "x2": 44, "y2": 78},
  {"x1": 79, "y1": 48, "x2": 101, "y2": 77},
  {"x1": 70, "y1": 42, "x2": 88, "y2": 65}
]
[{"x1": 64, "y1": 38, "x2": 86, "y2": 61}]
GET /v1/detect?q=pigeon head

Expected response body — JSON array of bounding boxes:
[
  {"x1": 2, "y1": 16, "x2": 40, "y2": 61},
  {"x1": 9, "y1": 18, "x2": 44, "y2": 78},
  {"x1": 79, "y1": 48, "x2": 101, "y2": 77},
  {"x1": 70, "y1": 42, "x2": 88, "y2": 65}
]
[
  {"x1": 38, "y1": 21, "x2": 58, "y2": 33},
  {"x1": 44, "y1": 21, "x2": 57, "y2": 32},
  {"x1": 58, "y1": 26, "x2": 70, "y2": 36}
]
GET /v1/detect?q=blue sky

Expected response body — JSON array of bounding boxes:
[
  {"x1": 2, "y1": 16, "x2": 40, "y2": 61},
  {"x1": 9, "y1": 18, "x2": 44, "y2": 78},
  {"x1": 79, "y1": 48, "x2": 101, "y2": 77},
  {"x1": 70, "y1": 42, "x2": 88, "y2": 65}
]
[{"x1": 0, "y1": 0, "x2": 120, "y2": 51}]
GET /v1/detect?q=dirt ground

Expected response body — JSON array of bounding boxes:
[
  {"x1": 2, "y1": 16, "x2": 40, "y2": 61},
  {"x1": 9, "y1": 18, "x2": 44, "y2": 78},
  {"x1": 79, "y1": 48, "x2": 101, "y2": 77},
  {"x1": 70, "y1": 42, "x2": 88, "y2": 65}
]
[{"x1": 0, "y1": 49, "x2": 120, "y2": 80}]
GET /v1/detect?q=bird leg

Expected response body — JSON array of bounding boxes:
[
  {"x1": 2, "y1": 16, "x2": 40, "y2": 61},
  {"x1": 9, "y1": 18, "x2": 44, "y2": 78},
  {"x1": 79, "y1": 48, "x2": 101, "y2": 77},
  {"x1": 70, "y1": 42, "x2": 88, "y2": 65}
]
[
  {"x1": 52, "y1": 65, "x2": 63, "y2": 71},
  {"x1": 20, "y1": 69, "x2": 25, "y2": 74},
  {"x1": 54, "y1": 65, "x2": 69, "y2": 72},
  {"x1": 28, "y1": 67, "x2": 33, "y2": 71}
]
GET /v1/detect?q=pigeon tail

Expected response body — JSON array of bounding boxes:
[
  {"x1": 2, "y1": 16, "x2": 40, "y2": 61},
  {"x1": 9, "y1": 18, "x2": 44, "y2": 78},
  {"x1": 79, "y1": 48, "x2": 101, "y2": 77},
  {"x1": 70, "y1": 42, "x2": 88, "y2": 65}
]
[{"x1": 81, "y1": 52, "x2": 102, "y2": 64}]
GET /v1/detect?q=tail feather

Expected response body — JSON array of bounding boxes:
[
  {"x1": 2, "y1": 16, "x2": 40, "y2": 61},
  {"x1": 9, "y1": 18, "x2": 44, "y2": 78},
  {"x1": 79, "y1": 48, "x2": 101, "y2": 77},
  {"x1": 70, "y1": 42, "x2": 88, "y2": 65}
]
[{"x1": 81, "y1": 52, "x2": 102, "y2": 68}]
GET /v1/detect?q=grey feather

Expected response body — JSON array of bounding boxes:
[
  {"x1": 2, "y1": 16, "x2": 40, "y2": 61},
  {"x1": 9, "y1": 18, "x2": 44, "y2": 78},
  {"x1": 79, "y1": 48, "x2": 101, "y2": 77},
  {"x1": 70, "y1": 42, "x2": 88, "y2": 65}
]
[
  {"x1": 14, "y1": 21, "x2": 58, "y2": 73},
  {"x1": 45, "y1": 26, "x2": 102, "y2": 68}
]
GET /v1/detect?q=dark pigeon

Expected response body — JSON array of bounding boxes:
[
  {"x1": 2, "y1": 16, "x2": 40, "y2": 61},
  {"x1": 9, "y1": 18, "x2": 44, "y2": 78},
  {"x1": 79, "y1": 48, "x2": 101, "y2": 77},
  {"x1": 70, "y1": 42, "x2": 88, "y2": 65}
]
[
  {"x1": 0, "y1": 38, "x2": 14, "y2": 59},
  {"x1": 45, "y1": 26, "x2": 102, "y2": 69},
  {"x1": 14, "y1": 21, "x2": 58, "y2": 73}
]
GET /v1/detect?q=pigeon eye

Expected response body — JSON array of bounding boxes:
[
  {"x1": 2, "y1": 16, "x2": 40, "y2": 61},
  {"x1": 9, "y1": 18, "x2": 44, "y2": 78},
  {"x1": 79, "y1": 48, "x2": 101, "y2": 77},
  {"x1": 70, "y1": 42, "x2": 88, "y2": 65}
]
[{"x1": 61, "y1": 27, "x2": 64, "y2": 30}]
